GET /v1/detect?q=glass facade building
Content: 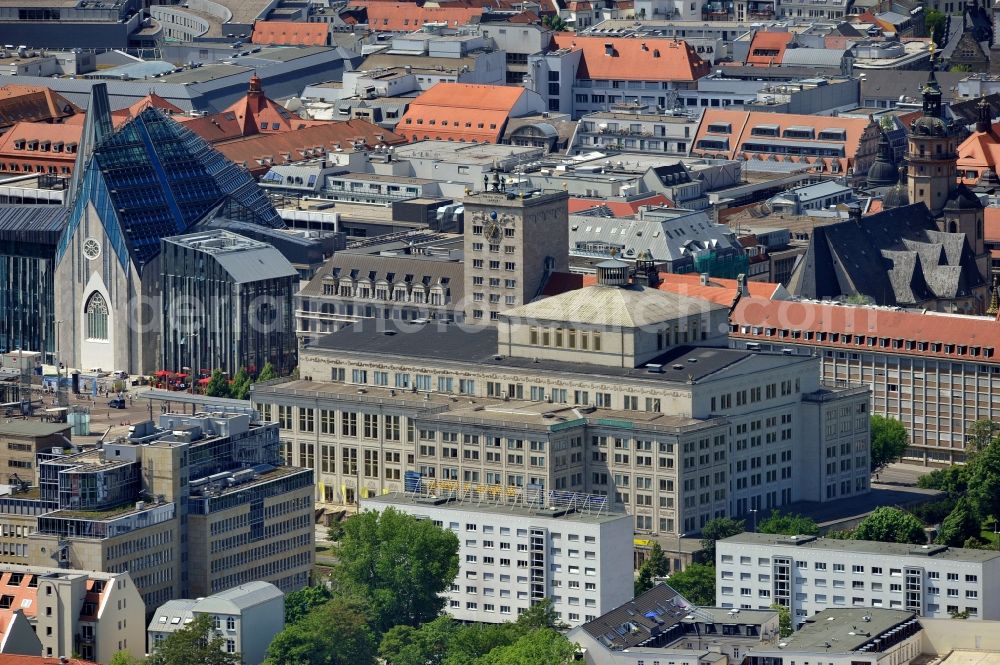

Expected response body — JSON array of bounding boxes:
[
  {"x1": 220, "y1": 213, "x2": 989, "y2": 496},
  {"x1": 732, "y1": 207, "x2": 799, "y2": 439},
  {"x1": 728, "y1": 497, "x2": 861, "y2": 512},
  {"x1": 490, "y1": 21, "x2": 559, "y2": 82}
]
[
  {"x1": 0, "y1": 206, "x2": 67, "y2": 359},
  {"x1": 161, "y1": 230, "x2": 298, "y2": 377},
  {"x1": 57, "y1": 106, "x2": 283, "y2": 271}
]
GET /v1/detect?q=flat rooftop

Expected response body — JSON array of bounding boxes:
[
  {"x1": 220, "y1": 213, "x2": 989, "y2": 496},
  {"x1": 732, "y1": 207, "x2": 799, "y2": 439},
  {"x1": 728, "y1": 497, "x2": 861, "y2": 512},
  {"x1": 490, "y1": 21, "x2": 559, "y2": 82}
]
[
  {"x1": 215, "y1": 0, "x2": 272, "y2": 24},
  {"x1": 156, "y1": 63, "x2": 251, "y2": 85},
  {"x1": 393, "y1": 141, "x2": 542, "y2": 164},
  {"x1": 777, "y1": 608, "x2": 915, "y2": 653},
  {"x1": 255, "y1": 380, "x2": 712, "y2": 433},
  {"x1": 306, "y1": 319, "x2": 775, "y2": 388},
  {"x1": 365, "y1": 491, "x2": 626, "y2": 524},
  {"x1": 723, "y1": 532, "x2": 1000, "y2": 562},
  {"x1": 0, "y1": 421, "x2": 70, "y2": 438}
]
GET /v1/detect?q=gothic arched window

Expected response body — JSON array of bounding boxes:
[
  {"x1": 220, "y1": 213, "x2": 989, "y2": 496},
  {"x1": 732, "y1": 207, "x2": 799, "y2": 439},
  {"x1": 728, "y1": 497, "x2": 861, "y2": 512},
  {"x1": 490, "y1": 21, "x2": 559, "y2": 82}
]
[{"x1": 85, "y1": 292, "x2": 109, "y2": 341}]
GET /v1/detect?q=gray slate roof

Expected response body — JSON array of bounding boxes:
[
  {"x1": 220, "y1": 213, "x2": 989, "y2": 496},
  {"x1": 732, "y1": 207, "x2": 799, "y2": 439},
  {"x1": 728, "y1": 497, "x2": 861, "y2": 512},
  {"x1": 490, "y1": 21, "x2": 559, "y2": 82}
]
[{"x1": 786, "y1": 203, "x2": 985, "y2": 306}]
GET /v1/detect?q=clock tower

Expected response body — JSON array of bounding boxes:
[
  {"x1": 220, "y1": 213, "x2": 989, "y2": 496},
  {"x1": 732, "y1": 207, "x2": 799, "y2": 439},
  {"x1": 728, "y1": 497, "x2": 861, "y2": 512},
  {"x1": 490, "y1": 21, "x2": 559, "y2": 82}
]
[{"x1": 463, "y1": 181, "x2": 569, "y2": 323}]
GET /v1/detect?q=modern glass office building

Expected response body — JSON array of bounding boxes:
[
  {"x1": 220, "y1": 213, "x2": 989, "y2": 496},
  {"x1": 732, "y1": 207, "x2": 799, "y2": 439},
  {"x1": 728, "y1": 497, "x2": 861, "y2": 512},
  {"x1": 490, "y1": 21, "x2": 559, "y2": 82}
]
[
  {"x1": 161, "y1": 230, "x2": 298, "y2": 377},
  {"x1": 0, "y1": 206, "x2": 68, "y2": 361}
]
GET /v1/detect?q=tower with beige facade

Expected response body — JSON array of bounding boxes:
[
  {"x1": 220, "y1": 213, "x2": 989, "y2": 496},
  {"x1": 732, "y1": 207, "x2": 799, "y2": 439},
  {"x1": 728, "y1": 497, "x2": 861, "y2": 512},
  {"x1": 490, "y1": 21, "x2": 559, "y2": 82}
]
[{"x1": 463, "y1": 184, "x2": 568, "y2": 323}]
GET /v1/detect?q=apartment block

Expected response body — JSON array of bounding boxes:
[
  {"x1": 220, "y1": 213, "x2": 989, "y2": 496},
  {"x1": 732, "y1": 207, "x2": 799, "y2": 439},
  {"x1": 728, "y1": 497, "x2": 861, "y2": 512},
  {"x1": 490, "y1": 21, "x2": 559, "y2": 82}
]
[
  {"x1": 363, "y1": 492, "x2": 633, "y2": 627},
  {"x1": 716, "y1": 534, "x2": 1000, "y2": 622},
  {"x1": 0, "y1": 412, "x2": 313, "y2": 614},
  {"x1": 148, "y1": 581, "x2": 284, "y2": 665},
  {"x1": 0, "y1": 564, "x2": 145, "y2": 663},
  {"x1": 256, "y1": 262, "x2": 870, "y2": 546}
]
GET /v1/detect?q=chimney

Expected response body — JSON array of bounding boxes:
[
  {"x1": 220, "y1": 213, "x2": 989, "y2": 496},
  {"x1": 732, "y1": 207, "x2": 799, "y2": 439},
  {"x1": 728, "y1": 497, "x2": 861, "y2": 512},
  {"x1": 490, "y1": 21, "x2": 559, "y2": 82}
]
[
  {"x1": 699, "y1": 272, "x2": 710, "y2": 286},
  {"x1": 847, "y1": 202, "x2": 862, "y2": 224},
  {"x1": 737, "y1": 273, "x2": 749, "y2": 297}
]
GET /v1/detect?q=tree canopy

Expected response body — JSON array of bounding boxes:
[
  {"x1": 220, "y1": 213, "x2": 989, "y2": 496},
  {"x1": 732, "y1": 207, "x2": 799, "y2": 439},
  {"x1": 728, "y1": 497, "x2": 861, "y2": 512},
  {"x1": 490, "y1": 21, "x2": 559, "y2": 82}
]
[
  {"x1": 257, "y1": 361, "x2": 278, "y2": 382},
  {"x1": 967, "y1": 438, "x2": 1000, "y2": 518},
  {"x1": 378, "y1": 600, "x2": 571, "y2": 665},
  {"x1": 474, "y1": 629, "x2": 576, "y2": 665},
  {"x1": 204, "y1": 369, "x2": 230, "y2": 398},
  {"x1": 771, "y1": 603, "x2": 792, "y2": 638},
  {"x1": 700, "y1": 517, "x2": 744, "y2": 562},
  {"x1": 853, "y1": 507, "x2": 926, "y2": 544},
  {"x1": 264, "y1": 597, "x2": 375, "y2": 665},
  {"x1": 937, "y1": 498, "x2": 981, "y2": 547},
  {"x1": 757, "y1": 510, "x2": 819, "y2": 536},
  {"x1": 147, "y1": 614, "x2": 241, "y2": 665},
  {"x1": 284, "y1": 584, "x2": 334, "y2": 625},
  {"x1": 230, "y1": 367, "x2": 252, "y2": 400},
  {"x1": 333, "y1": 507, "x2": 459, "y2": 634},
  {"x1": 870, "y1": 415, "x2": 908, "y2": 472},
  {"x1": 635, "y1": 542, "x2": 671, "y2": 596},
  {"x1": 666, "y1": 564, "x2": 716, "y2": 606}
]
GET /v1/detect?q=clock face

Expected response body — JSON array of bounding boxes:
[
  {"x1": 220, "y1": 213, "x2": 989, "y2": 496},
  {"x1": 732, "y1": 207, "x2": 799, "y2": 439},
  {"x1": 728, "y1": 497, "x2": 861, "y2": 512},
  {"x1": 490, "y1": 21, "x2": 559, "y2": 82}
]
[
  {"x1": 83, "y1": 238, "x2": 101, "y2": 261},
  {"x1": 484, "y1": 219, "x2": 501, "y2": 243}
]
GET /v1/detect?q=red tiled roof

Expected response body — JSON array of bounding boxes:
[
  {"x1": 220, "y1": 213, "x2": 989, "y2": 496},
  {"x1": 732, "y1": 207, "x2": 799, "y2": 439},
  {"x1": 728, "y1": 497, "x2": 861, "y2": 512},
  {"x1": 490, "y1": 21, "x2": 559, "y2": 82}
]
[
  {"x1": 216, "y1": 119, "x2": 406, "y2": 175},
  {"x1": 0, "y1": 85, "x2": 80, "y2": 128},
  {"x1": 986, "y1": 207, "x2": 1000, "y2": 242},
  {"x1": 691, "y1": 108, "x2": 876, "y2": 173},
  {"x1": 551, "y1": 34, "x2": 710, "y2": 83},
  {"x1": 731, "y1": 296, "x2": 1000, "y2": 361},
  {"x1": 397, "y1": 83, "x2": 525, "y2": 144},
  {"x1": 745, "y1": 31, "x2": 793, "y2": 66},
  {"x1": 554, "y1": 272, "x2": 781, "y2": 306},
  {"x1": 568, "y1": 194, "x2": 672, "y2": 216},
  {"x1": 957, "y1": 126, "x2": 1000, "y2": 184},
  {"x1": 221, "y1": 75, "x2": 327, "y2": 136},
  {"x1": 351, "y1": 1, "x2": 485, "y2": 31},
  {"x1": 177, "y1": 111, "x2": 247, "y2": 142},
  {"x1": 252, "y1": 20, "x2": 329, "y2": 46}
]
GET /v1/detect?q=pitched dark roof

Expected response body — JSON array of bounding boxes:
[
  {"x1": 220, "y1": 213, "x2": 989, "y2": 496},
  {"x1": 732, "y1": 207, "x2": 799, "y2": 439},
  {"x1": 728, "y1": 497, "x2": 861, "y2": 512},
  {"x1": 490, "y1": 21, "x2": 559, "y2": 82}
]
[
  {"x1": 787, "y1": 203, "x2": 985, "y2": 306},
  {"x1": 578, "y1": 584, "x2": 691, "y2": 650},
  {"x1": 0, "y1": 205, "x2": 68, "y2": 245}
]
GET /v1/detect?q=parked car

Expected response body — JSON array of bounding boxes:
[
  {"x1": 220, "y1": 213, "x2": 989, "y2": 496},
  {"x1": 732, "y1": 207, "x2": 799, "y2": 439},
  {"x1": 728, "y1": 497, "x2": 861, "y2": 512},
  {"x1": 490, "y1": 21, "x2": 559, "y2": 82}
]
[{"x1": 109, "y1": 397, "x2": 126, "y2": 409}]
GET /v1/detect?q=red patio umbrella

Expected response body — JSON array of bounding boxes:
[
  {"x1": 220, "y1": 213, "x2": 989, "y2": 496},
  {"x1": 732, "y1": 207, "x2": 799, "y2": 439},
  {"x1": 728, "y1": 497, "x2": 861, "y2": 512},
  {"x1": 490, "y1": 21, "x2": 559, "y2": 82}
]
[
  {"x1": 154, "y1": 370, "x2": 171, "y2": 378},
  {"x1": 197, "y1": 377, "x2": 211, "y2": 386}
]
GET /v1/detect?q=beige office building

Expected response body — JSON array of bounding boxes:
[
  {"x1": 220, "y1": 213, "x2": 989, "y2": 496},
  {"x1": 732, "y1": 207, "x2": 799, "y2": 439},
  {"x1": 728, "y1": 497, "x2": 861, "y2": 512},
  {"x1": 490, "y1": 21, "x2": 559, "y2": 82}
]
[{"x1": 255, "y1": 261, "x2": 870, "y2": 548}]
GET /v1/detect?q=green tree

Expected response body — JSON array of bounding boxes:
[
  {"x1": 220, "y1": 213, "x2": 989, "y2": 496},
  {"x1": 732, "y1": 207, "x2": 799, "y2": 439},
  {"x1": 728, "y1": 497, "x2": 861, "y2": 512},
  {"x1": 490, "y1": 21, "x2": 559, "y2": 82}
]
[
  {"x1": 966, "y1": 419, "x2": 999, "y2": 455},
  {"x1": 230, "y1": 367, "x2": 252, "y2": 400},
  {"x1": 700, "y1": 517, "x2": 745, "y2": 563},
  {"x1": 870, "y1": 415, "x2": 908, "y2": 473},
  {"x1": 380, "y1": 616, "x2": 458, "y2": 665},
  {"x1": 333, "y1": 507, "x2": 459, "y2": 634},
  {"x1": 327, "y1": 519, "x2": 346, "y2": 542},
  {"x1": 635, "y1": 542, "x2": 671, "y2": 596},
  {"x1": 771, "y1": 603, "x2": 792, "y2": 638},
  {"x1": 757, "y1": 510, "x2": 819, "y2": 536},
  {"x1": 204, "y1": 369, "x2": 230, "y2": 398},
  {"x1": 666, "y1": 563, "x2": 716, "y2": 606},
  {"x1": 937, "y1": 498, "x2": 981, "y2": 547},
  {"x1": 147, "y1": 614, "x2": 240, "y2": 665},
  {"x1": 284, "y1": 584, "x2": 333, "y2": 625},
  {"x1": 925, "y1": 9, "x2": 946, "y2": 44},
  {"x1": 257, "y1": 361, "x2": 278, "y2": 382},
  {"x1": 967, "y1": 438, "x2": 1000, "y2": 518},
  {"x1": 541, "y1": 14, "x2": 568, "y2": 31},
  {"x1": 854, "y1": 507, "x2": 926, "y2": 544},
  {"x1": 264, "y1": 597, "x2": 375, "y2": 665},
  {"x1": 109, "y1": 652, "x2": 144, "y2": 665},
  {"x1": 473, "y1": 628, "x2": 576, "y2": 665},
  {"x1": 950, "y1": 64, "x2": 974, "y2": 73},
  {"x1": 917, "y1": 466, "x2": 967, "y2": 496}
]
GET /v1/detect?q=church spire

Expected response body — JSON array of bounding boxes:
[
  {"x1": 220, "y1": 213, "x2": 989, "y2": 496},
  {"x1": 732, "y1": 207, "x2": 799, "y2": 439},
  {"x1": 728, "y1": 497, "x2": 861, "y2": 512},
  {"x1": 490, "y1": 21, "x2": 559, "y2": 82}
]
[{"x1": 922, "y1": 44, "x2": 943, "y2": 119}]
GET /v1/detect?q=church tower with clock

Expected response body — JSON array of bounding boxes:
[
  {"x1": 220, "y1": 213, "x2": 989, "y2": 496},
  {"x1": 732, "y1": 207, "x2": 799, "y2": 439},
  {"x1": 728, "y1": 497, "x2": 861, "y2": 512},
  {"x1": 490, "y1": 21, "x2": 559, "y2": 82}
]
[{"x1": 463, "y1": 181, "x2": 569, "y2": 323}]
